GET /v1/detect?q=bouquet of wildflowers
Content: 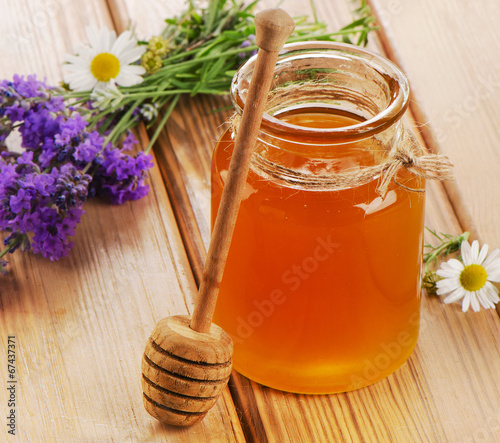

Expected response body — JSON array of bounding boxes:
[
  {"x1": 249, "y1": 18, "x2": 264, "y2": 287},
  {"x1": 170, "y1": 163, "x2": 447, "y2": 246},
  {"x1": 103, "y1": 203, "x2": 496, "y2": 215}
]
[
  {"x1": 0, "y1": 0, "x2": 376, "y2": 275},
  {"x1": 0, "y1": 76, "x2": 152, "y2": 275}
]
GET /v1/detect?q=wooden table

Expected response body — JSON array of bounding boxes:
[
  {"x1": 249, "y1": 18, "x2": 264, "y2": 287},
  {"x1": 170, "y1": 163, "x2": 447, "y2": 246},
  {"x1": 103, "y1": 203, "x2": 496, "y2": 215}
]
[{"x1": 1, "y1": 0, "x2": 499, "y2": 441}]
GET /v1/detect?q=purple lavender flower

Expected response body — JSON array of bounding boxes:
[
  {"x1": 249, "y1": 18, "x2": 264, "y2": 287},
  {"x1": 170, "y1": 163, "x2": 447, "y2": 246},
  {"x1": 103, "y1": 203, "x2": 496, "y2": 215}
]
[
  {"x1": 30, "y1": 205, "x2": 84, "y2": 261},
  {"x1": 0, "y1": 259, "x2": 7, "y2": 275},
  {"x1": 90, "y1": 142, "x2": 153, "y2": 204},
  {"x1": 0, "y1": 159, "x2": 90, "y2": 262},
  {"x1": 238, "y1": 34, "x2": 257, "y2": 59},
  {"x1": 2, "y1": 232, "x2": 29, "y2": 253},
  {"x1": 0, "y1": 74, "x2": 153, "y2": 273},
  {"x1": 9, "y1": 188, "x2": 32, "y2": 214},
  {"x1": 72, "y1": 131, "x2": 103, "y2": 164},
  {"x1": 50, "y1": 164, "x2": 91, "y2": 210}
]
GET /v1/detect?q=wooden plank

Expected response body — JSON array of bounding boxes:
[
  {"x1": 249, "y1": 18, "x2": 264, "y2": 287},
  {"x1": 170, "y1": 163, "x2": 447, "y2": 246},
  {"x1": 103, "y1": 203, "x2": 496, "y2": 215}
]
[
  {"x1": 368, "y1": 0, "x2": 500, "y2": 319},
  {"x1": 367, "y1": 0, "x2": 500, "y2": 248},
  {"x1": 162, "y1": 96, "x2": 500, "y2": 442},
  {"x1": 0, "y1": 0, "x2": 245, "y2": 441},
  {"x1": 121, "y1": 0, "x2": 500, "y2": 441},
  {"x1": 91, "y1": 0, "x2": 500, "y2": 441}
]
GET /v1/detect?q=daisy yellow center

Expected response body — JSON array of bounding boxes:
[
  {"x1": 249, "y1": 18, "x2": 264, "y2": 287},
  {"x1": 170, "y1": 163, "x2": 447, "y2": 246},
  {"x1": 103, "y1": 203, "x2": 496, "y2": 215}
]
[
  {"x1": 460, "y1": 264, "x2": 487, "y2": 291},
  {"x1": 90, "y1": 53, "x2": 120, "y2": 82}
]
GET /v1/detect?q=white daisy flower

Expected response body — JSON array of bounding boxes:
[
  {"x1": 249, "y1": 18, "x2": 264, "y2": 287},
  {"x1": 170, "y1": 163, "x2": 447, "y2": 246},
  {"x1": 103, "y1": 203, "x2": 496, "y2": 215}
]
[
  {"x1": 64, "y1": 26, "x2": 146, "y2": 92},
  {"x1": 436, "y1": 240, "x2": 500, "y2": 312}
]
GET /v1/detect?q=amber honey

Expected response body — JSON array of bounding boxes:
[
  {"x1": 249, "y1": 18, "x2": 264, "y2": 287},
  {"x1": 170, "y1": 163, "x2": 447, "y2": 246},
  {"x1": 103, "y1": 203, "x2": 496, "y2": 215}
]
[
  {"x1": 211, "y1": 109, "x2": 424, "y2": 393},
  {"x1": 211, "y1": 42, "x2": 424, "y2": 393}
]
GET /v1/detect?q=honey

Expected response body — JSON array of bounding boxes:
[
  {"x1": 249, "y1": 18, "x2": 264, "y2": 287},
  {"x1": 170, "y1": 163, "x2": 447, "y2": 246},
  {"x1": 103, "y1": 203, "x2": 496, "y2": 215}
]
[{"x1": 211, "y1": 42, "x2": 425, "y2": 393}]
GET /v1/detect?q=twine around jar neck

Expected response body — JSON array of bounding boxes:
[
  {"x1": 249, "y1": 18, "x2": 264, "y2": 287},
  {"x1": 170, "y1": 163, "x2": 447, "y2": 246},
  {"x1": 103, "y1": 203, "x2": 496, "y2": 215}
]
[
  {"x1": 229, "y1": 108, "x2": 453, "y2": 198},
  {"x1": 375, "y1": 131, "x2": 453, "y2": 197}
]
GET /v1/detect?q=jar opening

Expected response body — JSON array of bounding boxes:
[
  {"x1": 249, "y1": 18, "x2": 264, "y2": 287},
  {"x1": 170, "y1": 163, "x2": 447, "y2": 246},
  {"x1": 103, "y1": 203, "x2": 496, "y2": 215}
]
[{"x1": 231, "y1": 41, "x2": 410, "y2": 142}]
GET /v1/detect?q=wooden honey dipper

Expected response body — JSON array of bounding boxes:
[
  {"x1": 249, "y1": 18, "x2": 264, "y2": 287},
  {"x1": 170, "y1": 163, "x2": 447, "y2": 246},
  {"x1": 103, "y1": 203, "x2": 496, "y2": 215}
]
[{"x1": 141, "y1": 9, "x2": 295, "y2": 427}]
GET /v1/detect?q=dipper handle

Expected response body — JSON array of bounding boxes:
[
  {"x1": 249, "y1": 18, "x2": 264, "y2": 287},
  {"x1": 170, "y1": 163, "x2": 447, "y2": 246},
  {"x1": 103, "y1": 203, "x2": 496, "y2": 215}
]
[{"x1": 190, "y1": 9, "x2": 295, "y2": 333}]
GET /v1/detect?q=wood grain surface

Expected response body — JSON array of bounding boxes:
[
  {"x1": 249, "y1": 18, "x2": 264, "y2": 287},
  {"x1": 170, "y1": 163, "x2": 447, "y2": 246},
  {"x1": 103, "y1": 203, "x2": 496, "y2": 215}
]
[
  {"x1": 1, "y1": 0, "x2": 499, "y2": 441},
  {"x1": 0, "y1": 0, "x2": 245, "y2": 441},
  {"x1": 368, "y1": 0, "x2": 500, "y2": 318},
  {"x1": 368, "y1": 0, "x2": 500, "y2": 246}
]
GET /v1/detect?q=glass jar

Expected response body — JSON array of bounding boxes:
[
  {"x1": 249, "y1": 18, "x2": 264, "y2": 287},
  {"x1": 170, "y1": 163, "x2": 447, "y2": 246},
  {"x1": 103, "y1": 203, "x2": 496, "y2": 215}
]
[{"x1": 211, "y1": 42, "x2": 425, "y2": 394}]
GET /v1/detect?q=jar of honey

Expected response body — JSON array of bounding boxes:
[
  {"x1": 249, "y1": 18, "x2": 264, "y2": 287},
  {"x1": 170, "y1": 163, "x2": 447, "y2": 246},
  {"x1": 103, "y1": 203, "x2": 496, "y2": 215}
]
[{"x1": 211, "y1": 42, "x2": 425, "y2": 394}]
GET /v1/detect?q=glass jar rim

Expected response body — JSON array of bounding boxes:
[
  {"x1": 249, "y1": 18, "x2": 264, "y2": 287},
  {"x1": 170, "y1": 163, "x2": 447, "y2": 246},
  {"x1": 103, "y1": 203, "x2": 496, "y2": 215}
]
[{"x1": 230, "y1": 41, "x2": 410, "y2": 141}]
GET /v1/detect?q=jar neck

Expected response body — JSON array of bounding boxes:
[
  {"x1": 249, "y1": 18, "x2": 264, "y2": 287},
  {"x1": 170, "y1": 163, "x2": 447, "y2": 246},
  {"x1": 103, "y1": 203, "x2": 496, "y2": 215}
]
[
  {"x1": 254, "y1": 106, "x2": 405, "y2": 159},
  {"x1": 231, "y1": 41, "x2": 409, "y2": 144},
  {"x1": 229, "y1": 42, "x2": 410, "y2": 187},
  {"x1": 248, "y1": 113, "x2": 404, "y2": 190}
]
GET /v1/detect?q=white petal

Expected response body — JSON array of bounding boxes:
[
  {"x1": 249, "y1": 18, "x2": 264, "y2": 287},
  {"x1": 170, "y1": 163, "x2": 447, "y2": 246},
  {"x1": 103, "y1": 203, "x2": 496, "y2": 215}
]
[
  {"x1": 482, "y1": 248, "x2": 500, "y2": 269},
  {"x1": 112, "y1": 30, "x2": 132, "y2": 48},
  {"x1": 461, "y1": 293, "x2": 471, "y2": 312},
  {"x1": 115, "y1": 72, "x2": 144, "y2": 87},
  {"x1": 65, "y1": 26, "x2": 140, "y2": 93},
  {"x1": 436, "y1": 277, "x2": 460, "y2": 294},
  {"x1": 65, "y1": 46, "x2": 91, "y2": 63},
  {"x1": 436, "y1": 267, "x2": 460, "y2": 278},
  {"x1": 469, "y1": 240, "x2": 480, "y2": 264},
  {"x1": 461, "y1": 240, "x2": 472, "y2": 265},
  {"x1": 64, "y1": 59, "x2": 92, "y2": 71},
  {"x1": 64, "y1": 72, "x2": 96, "y2": 91},
  {"x1": 441, "y1": 259, "x2": 464, "y2": 273},
  {"x1": 64, "y1": 72, "x2": 92, "y2": 86},
  {"x1": 64, "y1": 61, "x2": 90, "y2": 72},
  {"x1": 118, "y1": 46, "x2": 147, "y2": 65},
  {"x1": 484, "y1": 252, "x2": 500, "y2": 281},
  {"x1": 112, "y1": 31, "x2": 135, "y2": 54},
  {"x1": 477, "y1": 290, "x2": 495, "y2": 309},
  {"x1": 485, "y1": 265, "x2": 500, "y2": 281},
  {"x1": 443, "y1": 287, "x2": 466, "y2": 303},
  {"x1": 103, "y1": 27, "x2": 116, "y2": 52},
  {"x1": 115, "y1": 76, "x2": 143, "y2": 87},
  {"x1": 119, "y1": 64, "x2": 145, "y2": 75},
  {"x1": 64, "y1": 61, "x2": 91, "y2": 72},
  {"x1": 469, "y1": 292, "x2": 480, "y2": 312},
  {"x1": 85, "y1": 25, "x2": 102, "y2": 50},
  {"x1": 477, "y1": 243, "x2": 489, "y2": 264},
  {"x1": 64, "y1": 70, "x2": 91, "y2": 82},
  {"x1": 487, "y1": 273, "x2": 500, "y2": 283},
  {"x1": 484, "y1": 281, "x2": 500, "y2": 303}
]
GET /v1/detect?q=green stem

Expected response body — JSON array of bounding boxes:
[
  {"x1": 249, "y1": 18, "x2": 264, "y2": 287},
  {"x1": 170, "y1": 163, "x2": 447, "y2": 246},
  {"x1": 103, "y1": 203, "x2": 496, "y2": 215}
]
[
  {"x1": 423, "y1": 231, "x2": 470, "y2": 273},
  {"x1": 0, "y1": 234, "x2": 24, "y2": 258},
  {"x1": 145, "y1": 94, "x2": 181, "y2": 154},
  {"x1": 82, "y1": 99, "x2": 142, "y2": 174},
  {"x1": 152, "y1": 26, "x2": 371, "y2": 72},
  {"x1": 105, "y1": 99, "x2": 142, "y2": 144},
  {"x1": 0, "y1": 243, "x2": 10, "y2": 259},
  {"x1": 119, "y1": 89, "x2": 192, "y2": 100},
  {"x1": 309, "y1": 0, "x2": 319, "y2": 23}
]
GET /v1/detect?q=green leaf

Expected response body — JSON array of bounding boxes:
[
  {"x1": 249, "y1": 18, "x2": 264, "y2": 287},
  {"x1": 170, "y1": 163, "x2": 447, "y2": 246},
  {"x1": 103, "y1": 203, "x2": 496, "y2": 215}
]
[
  {"x1": 79, "y1": 0, "x2": 378, "y2": 150},
  {"x1": 222, "y1": 30, "x2": 244, "y2": 39}
]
